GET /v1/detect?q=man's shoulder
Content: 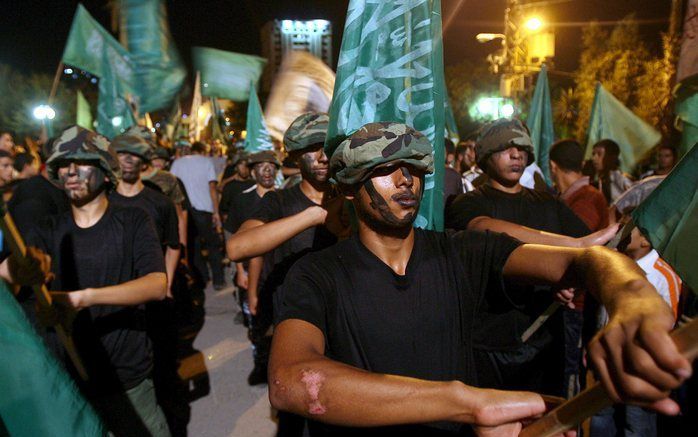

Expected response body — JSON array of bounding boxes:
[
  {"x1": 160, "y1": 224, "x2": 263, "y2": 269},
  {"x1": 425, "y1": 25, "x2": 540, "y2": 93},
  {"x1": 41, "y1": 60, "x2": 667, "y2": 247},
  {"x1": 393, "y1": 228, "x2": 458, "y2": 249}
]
[{"x1": 141, "y1": 185, "x2": 173, "y2": 206}]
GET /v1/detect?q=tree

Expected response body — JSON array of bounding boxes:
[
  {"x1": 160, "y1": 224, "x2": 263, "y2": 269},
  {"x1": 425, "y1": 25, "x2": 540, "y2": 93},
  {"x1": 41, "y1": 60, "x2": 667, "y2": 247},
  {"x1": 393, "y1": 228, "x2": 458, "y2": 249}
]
[{"x1": 445, "y1": 59, "x2": 499, "y2": 138}]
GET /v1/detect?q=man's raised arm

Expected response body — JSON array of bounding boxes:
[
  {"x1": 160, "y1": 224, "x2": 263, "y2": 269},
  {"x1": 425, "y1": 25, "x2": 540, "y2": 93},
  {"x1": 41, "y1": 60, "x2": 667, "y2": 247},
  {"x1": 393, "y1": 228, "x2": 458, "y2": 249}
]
[{"x1": 503, "y1": 244, "x2": 692, "y2": 414}]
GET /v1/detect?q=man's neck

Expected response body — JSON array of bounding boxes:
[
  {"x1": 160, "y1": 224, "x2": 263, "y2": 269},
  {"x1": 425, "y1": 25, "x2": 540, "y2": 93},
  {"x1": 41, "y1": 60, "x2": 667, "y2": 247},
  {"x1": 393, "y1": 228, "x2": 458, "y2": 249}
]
[
  {"x1": 72, "y1": 192, "x2": 109, "y2": 228},
  {"x1": 358, "y1": 223, "x2": 415, "y2": 276},
  {"x1": 256, "y1": 184, "x2": 273, "y2": 197},
  {"x1": 487, "y1": 177, "x2": 523, "y2": 194},
  {"x1": 117, "y1": 179, "x2": 145, "y2": 197},
  {"x1": 299, "y1": 178, "x2": 327, "y2": 204},
  {"x1": 558, "y1": 171, "x2": 584, "y2": 194}
]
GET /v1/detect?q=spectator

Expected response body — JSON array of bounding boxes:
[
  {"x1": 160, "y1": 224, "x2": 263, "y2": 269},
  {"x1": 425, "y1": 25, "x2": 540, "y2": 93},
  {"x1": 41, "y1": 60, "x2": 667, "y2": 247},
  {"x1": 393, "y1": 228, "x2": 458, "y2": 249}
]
[{"x1": 590, "y1": 139, "x2": 634, "y2": 203}]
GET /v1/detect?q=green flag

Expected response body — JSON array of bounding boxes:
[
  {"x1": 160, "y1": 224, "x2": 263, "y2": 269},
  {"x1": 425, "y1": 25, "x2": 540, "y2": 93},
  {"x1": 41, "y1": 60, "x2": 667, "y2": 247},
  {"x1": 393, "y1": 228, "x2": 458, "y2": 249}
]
[
  {"x1": 118, "y1": 0, "x2": 186, "y2": 113},
  {"x1": 210, "y1": 98, "x2": 227, "y2": 142},
  {"x1": 586, "y1": 83, "x2": 661, "y2": 173},
  {"x1": 192, "y1": 47, "x2": 267, "y2": 101},
  {"x1": 0, "y1": 283, "x2": 105, "y2": 436},
  {"x1": 528, "y1": 64, "x2": 555, "y2": 185},
  {"x1": 325, "y1": 0, "x2": 446, "y2": 231},
  {"x1": 244, "y1": 84, "x2": 274, "y2": 153},
  {"x1": 445, "y1": 97, "x2": 460, "y2": 145},
  {"x1": 62, "y1": 4, "x2": 136, "y2": 138},
  {"x1": 632, "y1": 143, "x2": 698, "y2": 293},
  {"x1": 76, "y1": 90, "x2": 93, "y2": 129}
]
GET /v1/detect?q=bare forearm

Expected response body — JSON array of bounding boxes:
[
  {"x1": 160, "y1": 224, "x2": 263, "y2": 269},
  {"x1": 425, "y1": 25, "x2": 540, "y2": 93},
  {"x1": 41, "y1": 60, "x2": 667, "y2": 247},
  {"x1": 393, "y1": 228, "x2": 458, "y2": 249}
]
[
  {"x1": 78, "y1": 272, "x2": 167, "y2": 307},
  {"x1": 227, "y1": 208, "x2": 323, "y2": 261},
  {"x1": 176, "y1": 204, "x2": 187, "y2": 246},
  {"x1": 209, "y1": 183, "x2": 219, "y2": 214},
  {"x1": 469, "y1": 216, "x2": 578, "y2": 247},
  {"x1": 270, "y1": 353, "x2": 476, "y2": 426},
  {"x1": 247, "y1": 256, "x2": 263, "y2": 298}
]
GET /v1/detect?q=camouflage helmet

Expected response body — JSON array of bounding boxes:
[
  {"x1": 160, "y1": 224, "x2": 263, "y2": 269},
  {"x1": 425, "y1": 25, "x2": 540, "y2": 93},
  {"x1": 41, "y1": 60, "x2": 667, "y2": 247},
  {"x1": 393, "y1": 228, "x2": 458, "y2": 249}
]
[
  {"x1": 111, "y1": 133, "x2": 153, "y2": 161},
  {"x1": 248, "y1": 150, "x2": 281, "y2": 168},
  {"x1": 46, "y1": 125, "x2": 121, "y2": 186},
  {"x1": 229, "y1": 149, "x2": 248, "y2": 167},
  {"x1": 283, "y1": 112, "x2": 329, "y2": 153},
  {"x1": 174, "y1": 138, "x2": 191, "y2": 149},
  {"x1": 124, "y1": 125, "x2": 157, "y2": 148},
  {"x1": 476, "y1": 118, "x2": 535, "y2": 169},
  {"x1": 330, "y1": 122, "x2": 434, "y2": 186},
  {"x1": 152, "y1": 147, "x2": 171, "y2": 161}
]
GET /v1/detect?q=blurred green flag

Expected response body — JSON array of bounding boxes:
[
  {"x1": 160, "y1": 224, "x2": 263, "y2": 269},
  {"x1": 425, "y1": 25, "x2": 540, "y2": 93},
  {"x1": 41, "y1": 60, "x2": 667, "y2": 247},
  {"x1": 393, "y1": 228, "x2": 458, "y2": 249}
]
[
  {"x1": 62, "y1": 4, "x2": 136, "y2": 137},
  {"x1": 445, "y1": 97, "x2": 460, "y2": 145},
  {"x1": 675, "y1": 91, "x2": 698, "y2": 157},
  {"x1": 0, "y1": 283, "x2": 105, "y2": 436},
  {"x1": 118, "y1": 0, "x2": 186, "y2": 113},
  {"x1": 325, "y1": 0, "x2": 446, "y2": 231},
  {"x1": 632, "y1": 143, "x2": 698, "y2": 293},
  {"x1": 244, "y1": 84, "x2": 274, "y2": 153},
  {"x1": 76, "y1": 90, "x2": 93, "y2": 129},
  {"x1": 192, "y1": 47, "x2": 267, "y2": 101},
  {"x1": 528, "y1": 65, "x2": 555, "y2": 185},
  {"x1": 586, "y1": 84, "x2": 661, "y2": 173}
]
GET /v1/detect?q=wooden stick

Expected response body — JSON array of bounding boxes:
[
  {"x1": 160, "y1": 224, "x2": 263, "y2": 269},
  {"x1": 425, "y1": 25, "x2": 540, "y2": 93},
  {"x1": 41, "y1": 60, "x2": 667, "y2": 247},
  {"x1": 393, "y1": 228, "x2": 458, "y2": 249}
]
[
  {"x1": 0, "y1": 206, "x2": 88, "y2": 381},
  {"x1": 48, "y1": 62, "x2": 64, "y2": 106},
  {"x1": 521, "y1": 220, "x2": 636, "y2": 342},
  {"x1": 520, "y1": 317, "x2": 698, "y2": 437}
]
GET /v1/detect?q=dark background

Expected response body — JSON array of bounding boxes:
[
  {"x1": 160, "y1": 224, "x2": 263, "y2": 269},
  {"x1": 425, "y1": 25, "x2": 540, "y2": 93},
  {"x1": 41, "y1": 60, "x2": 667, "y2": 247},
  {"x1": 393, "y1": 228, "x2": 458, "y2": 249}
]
[{"x1": 0, "y1": 0, "x2": 672, "y2": 76}]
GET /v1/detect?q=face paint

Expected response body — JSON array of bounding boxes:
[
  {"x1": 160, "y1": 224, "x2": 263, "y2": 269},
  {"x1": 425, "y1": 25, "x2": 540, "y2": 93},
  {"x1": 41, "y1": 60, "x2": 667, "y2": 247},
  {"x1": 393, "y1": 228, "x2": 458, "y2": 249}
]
[
  {"x1": 358, "y1": 166, "x2": 421, "y2": 231},
  {"x1": 297, "y1": 147, "x2": 329, "y2": 183},
  {"x1": 59, "y1": 163, "x2": 107, "y2": 205},
  {"x1": 253, "y1": 162, "x2": 277, "y2": 189},
  {"x1": 300, "y1": 370, "x2": 327, "y2": 415},
  {"x1": 118, "y1": 153, "x2": 143, "y2": 183}
]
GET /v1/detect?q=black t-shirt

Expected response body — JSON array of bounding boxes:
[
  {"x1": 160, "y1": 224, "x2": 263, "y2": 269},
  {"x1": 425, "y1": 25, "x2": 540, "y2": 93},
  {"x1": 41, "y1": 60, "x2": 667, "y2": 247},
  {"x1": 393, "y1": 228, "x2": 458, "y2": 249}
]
[
  {"x1": 250, "y1": 183, "x2": 337, "y2": 296},
  {"x1": 26, "y1": 204, "x2": 166, "y2": 393},
  {"x1": 8, "y1": 175, "x2": 70, "y2": 235},
  {"x1": 223, "y1": 188, "x2": 263, "y2": 234},
  {"x1": 220, "y1": 179, "x2": 256, "y2": 221},
  {"x1": 445, "y1": 184, "x2": 590, "y2": 350},
  {"x1": 109, "y1": 186, "x2": 180, "y2": 249},
  {"x1": 275, "y1": 229, "x2": 522, "y2": 436}
]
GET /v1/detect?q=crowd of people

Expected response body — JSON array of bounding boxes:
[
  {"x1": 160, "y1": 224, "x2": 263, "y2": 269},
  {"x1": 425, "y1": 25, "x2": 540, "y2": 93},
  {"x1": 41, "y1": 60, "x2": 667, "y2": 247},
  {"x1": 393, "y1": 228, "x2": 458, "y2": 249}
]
[{"x1": 0, "y1": 112, "x2": 695, "y2": 437}]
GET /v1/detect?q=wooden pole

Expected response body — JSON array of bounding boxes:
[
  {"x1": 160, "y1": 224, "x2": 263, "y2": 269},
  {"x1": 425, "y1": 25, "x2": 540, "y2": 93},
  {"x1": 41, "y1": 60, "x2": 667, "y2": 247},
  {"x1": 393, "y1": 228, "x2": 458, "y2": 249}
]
[
  {"x1": 0, "y1": 204, "x2": 88, "y2": 381},
  {"x1": 48, "y1": 62, "x2": 64, "y2": 106},
  {"x1": 520, "y1": 317, "x2": 698, "y2": 437}
]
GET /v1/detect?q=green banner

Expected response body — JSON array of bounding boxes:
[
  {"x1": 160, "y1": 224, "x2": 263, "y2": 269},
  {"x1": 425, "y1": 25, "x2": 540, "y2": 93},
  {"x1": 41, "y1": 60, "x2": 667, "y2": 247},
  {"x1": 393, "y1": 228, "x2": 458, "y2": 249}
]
[
  {"x1": 62, "y1": 4, "x2": 136, "y2": 138},
  {"x1": 586, "y1": 83, "x2": 661, "y2": 173},
  {"x1": 325, "y1": 0, "x2": 446, "y2": 231},
  {"x1": 76, "y1": 90, "x2": 93, "y2": 129},
  {"x1": 244, "y1": 84, "x2": 274, "y2": 153},
  {"x1": 0, "y1": 284, "x2": 105, "y2": 436},
  {"x1": 192, "y1": 47, "x2": 267, "y2": 101},
  {"x1": 119, "y1": 0, "x2": 186, "y2": 113},
  {"x1": 445, "y1": 97, "x2": 460, "y2": 144},
  {"x1": 633, "y1": 143, "x2": 698, "y2": 293},
  {"x1": 528, "y1": 65, "x2": 555, "y2": 185}
]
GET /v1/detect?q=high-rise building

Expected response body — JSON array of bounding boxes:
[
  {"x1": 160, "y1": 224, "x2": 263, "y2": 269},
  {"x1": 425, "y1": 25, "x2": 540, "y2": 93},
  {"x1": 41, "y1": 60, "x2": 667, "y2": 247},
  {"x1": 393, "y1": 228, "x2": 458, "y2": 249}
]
[{"x1": 260, "y1": 19, "x2": 332, "y2": 92}]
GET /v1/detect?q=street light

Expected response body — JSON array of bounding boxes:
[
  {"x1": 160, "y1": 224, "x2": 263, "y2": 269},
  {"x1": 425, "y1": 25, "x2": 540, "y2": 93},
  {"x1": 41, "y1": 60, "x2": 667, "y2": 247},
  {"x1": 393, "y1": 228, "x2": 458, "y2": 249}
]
[
  {"x1": 476, "y1": 33, "x2": 505, "y2": 43},
  {"x1": 33, "y1": 104, "x2": 56, "y2": 120},
  {"x1": 525, "y1": 17, "x2": 544, "y2": 32}
]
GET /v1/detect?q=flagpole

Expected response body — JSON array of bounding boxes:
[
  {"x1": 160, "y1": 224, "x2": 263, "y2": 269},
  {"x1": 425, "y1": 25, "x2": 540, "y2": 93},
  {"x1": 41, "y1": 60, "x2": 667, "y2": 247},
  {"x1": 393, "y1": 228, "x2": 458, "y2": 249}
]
[
  {"x1": 520, "y1": 316, "x2": 698, "y2": 437},
  {"x1": 48, "y1": 62, "x2": 64, "y2": 105},
  {"x1": 0, "y1": 201, "x2": 88, "y2": 381}
]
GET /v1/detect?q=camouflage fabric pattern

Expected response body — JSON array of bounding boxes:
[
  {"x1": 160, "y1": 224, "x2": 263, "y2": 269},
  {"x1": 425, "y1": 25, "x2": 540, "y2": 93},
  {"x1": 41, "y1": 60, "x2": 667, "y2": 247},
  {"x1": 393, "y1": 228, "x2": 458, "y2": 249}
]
[
  {"x1": 111, "y1": 134, "x2": 153, "y2": 161},
  {"x1": 46, "y1": 125, "x2": 121, "y2": 186},
  {"x1": 124, "y1": 125, "x2": 157, "y2": 148},
  {"x1": 476, "y1": 118, "x2": 535, "y2": 169},
  {"x1": 330, "y1": 122, "x2": 434, "y2": 185},
  {"x1": 283, "y1": 112, "x2": 329, "y2": 152},
  {"x1": 152, "y1": 147, "x2": 171, "y2": 161},
  {"x1": 248, "y1": 150, "x2": 281, "y2": 167}
]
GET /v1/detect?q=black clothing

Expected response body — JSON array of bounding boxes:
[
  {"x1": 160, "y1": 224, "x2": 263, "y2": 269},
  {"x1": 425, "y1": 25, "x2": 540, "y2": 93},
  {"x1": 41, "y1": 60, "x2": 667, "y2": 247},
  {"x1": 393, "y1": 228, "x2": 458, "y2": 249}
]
[
  {"x1": 446, "y1": 184, "x2": 589, "y2": 350},
  {"x1": 110, "y1": 186, "x2": 179, "y2": 249},
  {"x1": 275, "y1": 229, "x2": 522, "y2": 436},
  {"x1": 444, "y1": 167, "x2": 464, "y2": 210},
  {"x1": 26, "y1": 204, "x2": 166, "y2": 394},
  {"x1": 220, "y1": 179, "x2": 255, "y2": 224},
  {"x1": 8, "y1": 175, "x2": 70, "y2": 235},
  {"x1": 190, "y1": 209, "x2": 225, "y2": 285},
  {"x1": 223, "y1": 187, "x2": 262, "y2": 233}
]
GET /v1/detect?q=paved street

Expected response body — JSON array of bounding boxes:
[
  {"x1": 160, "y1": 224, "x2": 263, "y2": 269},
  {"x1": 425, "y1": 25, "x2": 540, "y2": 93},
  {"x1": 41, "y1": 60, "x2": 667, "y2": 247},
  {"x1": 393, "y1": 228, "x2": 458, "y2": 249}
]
[{"x1": 177, "y1": 281, "x2": 277, "y2": 437}]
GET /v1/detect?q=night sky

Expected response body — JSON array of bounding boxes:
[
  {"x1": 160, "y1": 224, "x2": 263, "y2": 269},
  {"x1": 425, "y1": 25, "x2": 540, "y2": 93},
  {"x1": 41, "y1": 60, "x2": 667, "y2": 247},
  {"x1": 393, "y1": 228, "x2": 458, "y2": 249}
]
[{"x1": 0, "y1": 0, "x2": 673, "y2": 77}]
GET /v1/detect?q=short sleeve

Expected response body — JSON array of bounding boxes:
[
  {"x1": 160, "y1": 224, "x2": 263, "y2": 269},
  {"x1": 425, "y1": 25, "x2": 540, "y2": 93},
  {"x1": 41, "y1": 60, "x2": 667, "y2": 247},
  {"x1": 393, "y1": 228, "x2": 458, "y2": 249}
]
[
  {"x1": 206, "y1": 159, "x2": 217, "y2": 183},
  {"x1": 274, "y1": 256, "x2": 327, "y2": 335},
  {"x1": 167, "y1": 174, "x2": 186, "y2": 204},
  {"x1": 445, "y1": 191, "x2": 492, "y2": 230},
  {"x1": 162, "y1": 198, "x2": 180, "y2": 248},
  {"x1": 557, "y1": 200, "x2": 591, "y2": 238},
  {"x1": 131, "y1": 210, "x2": 166, "y2": 276},
  {"x1": 248, "y1": 190, "x2": 282, "y2": 224},
  {"x1": 453, "y1": 230, "x2": 522, "y2": 303}
]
